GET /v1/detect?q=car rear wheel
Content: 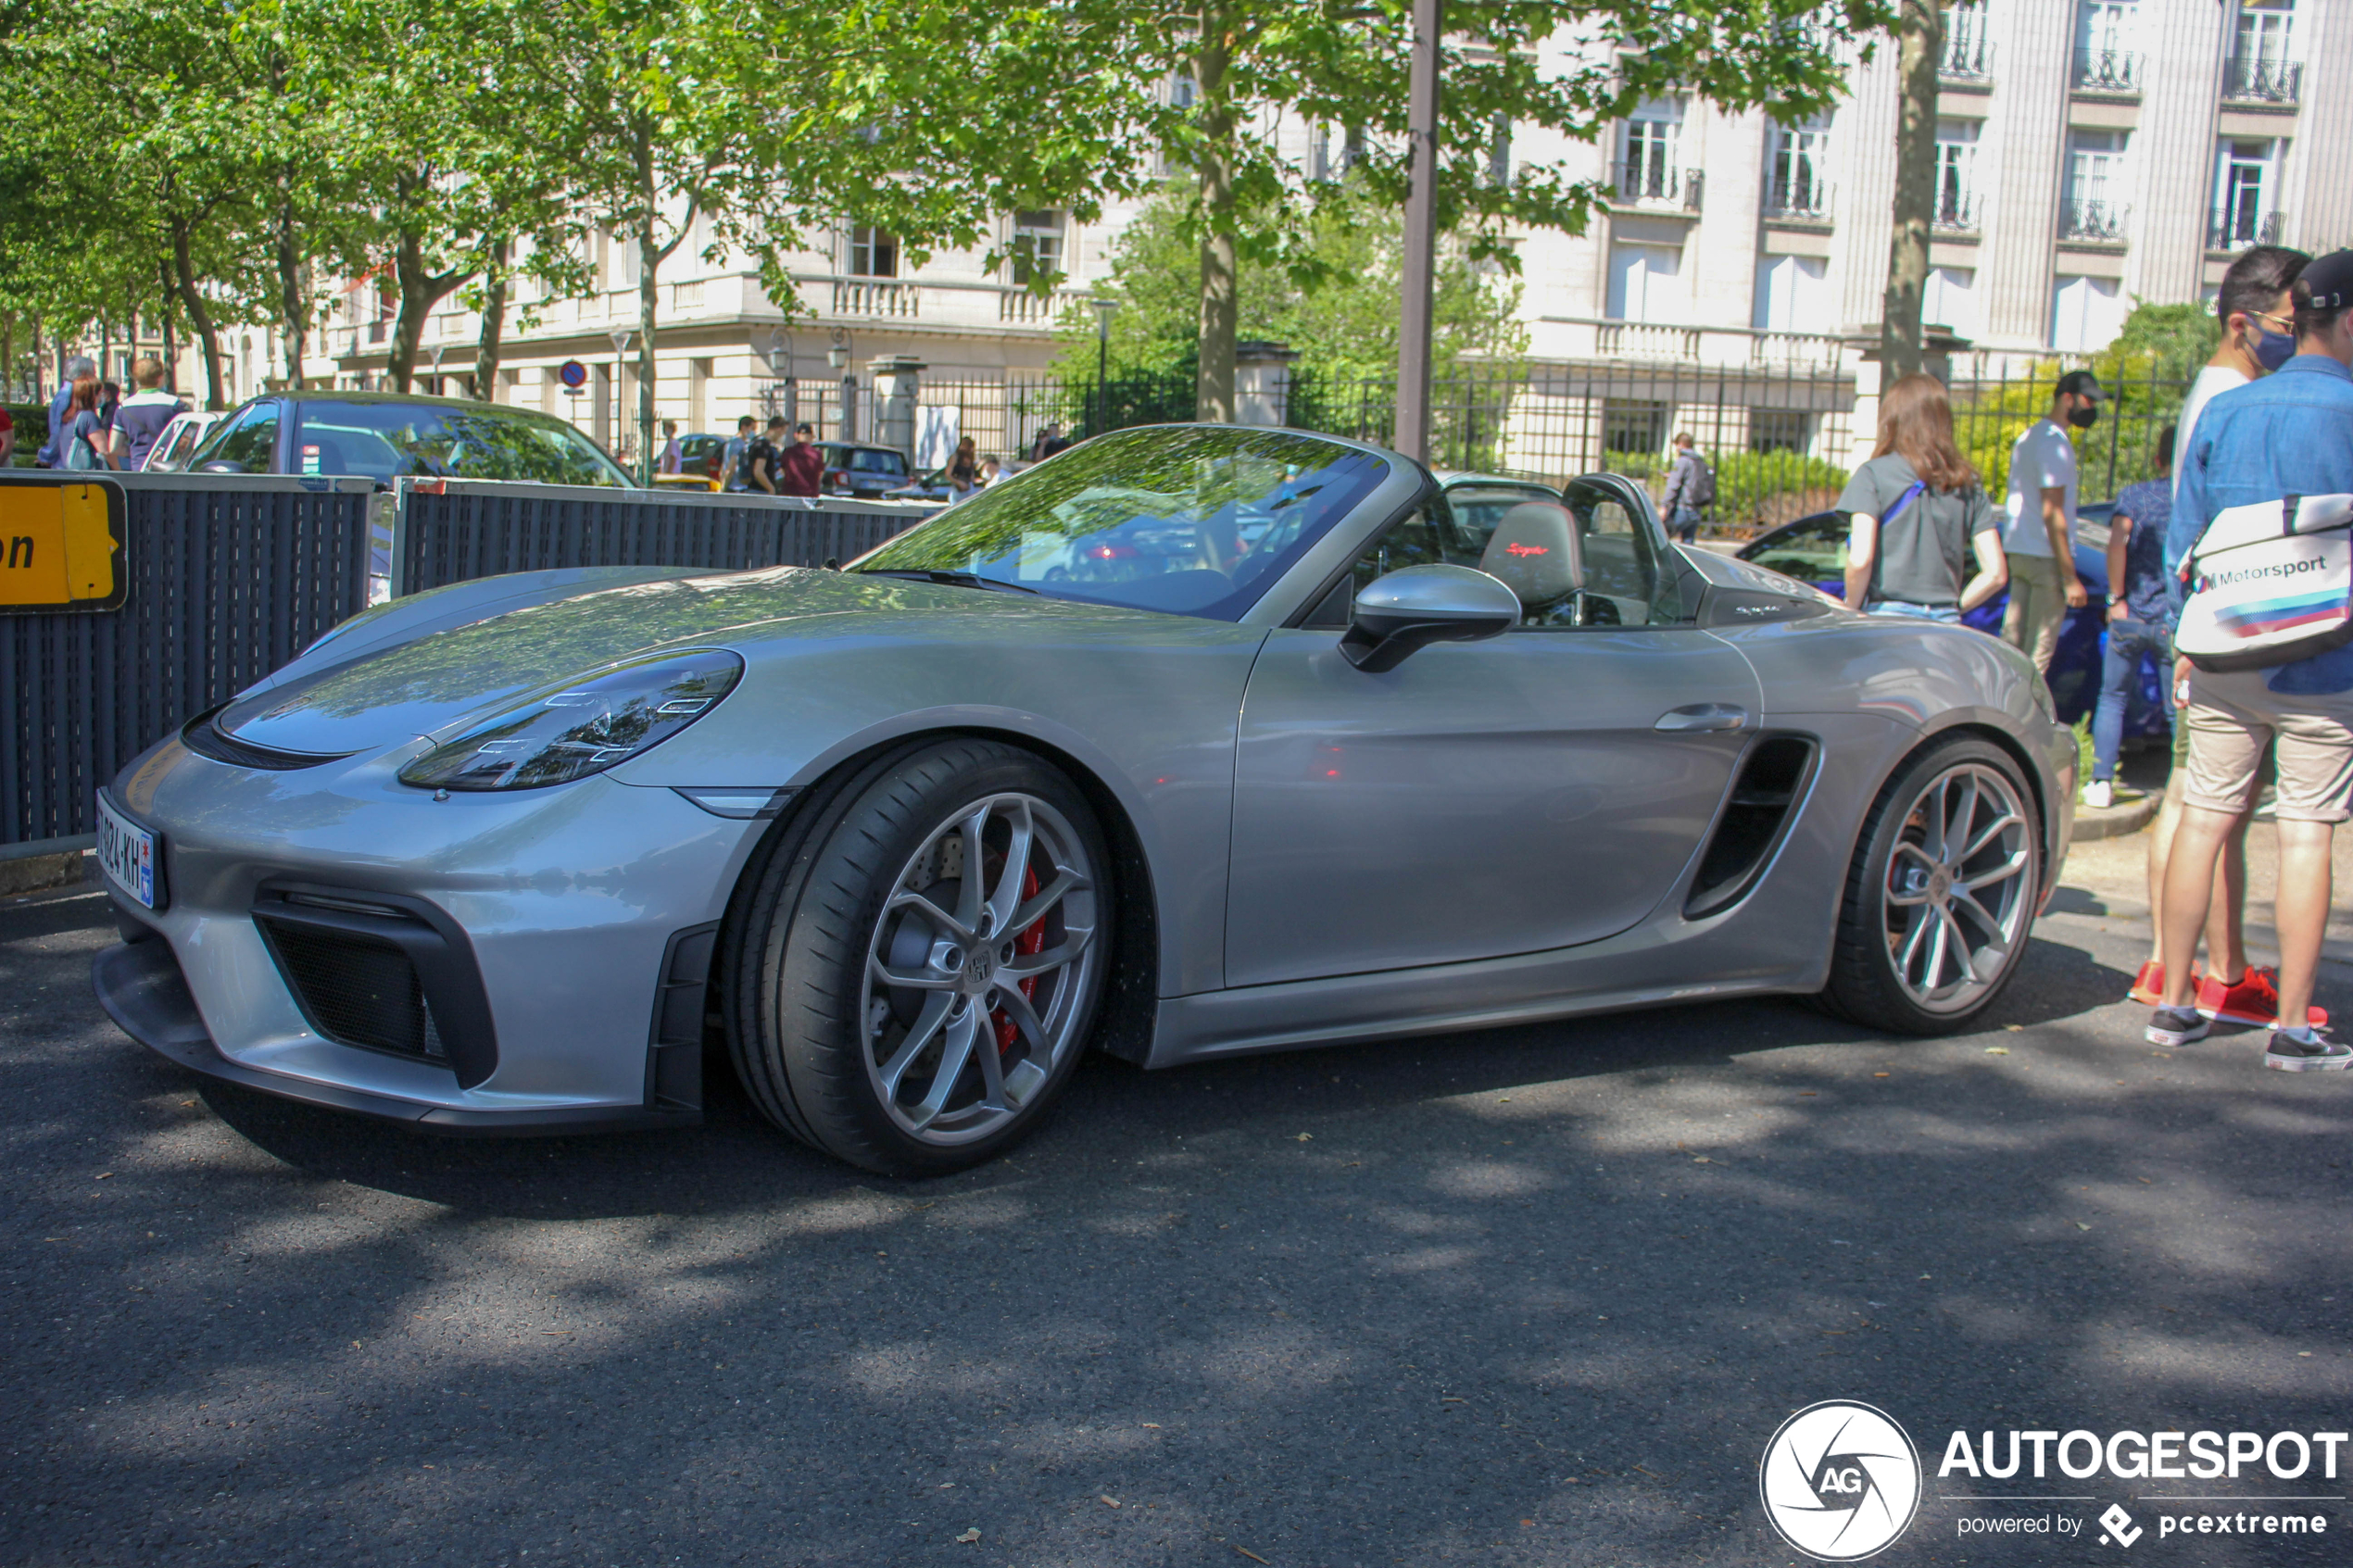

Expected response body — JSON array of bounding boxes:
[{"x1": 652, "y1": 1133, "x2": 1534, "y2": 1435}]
[
  {"x1": 1820, "y1": 735, "x2": 2040, "y2": 1035},
  {"x1": 723, "y1": 739, "x2": 1111, "y2": 1175}
]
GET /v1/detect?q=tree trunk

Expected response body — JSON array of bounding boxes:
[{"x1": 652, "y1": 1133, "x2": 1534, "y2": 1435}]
[
  {"x1": 1193, "y1": 4, "x2": 1237, "y2": 423},
  {"x1": 158, "y1": 260, "x2": 180, "y2": 395},
  {"x1": 635, "y1": 127, "x2": 661, "y2": 485},
  {"x1": 277, "y1": 198, "x2": 307, "y2": 387},
  {"x1": 473, "y1": 240, "x2": 508, "y2": 401},
  {"x1": 389, "y1": 224, "x2": 472, "y2": 395},
  {"x1": 1881, "y1": 0, "x2": 1940, "y2": 382},
  {"x1": 170, "y1": 221, "x2": 227, "y2": 409}
]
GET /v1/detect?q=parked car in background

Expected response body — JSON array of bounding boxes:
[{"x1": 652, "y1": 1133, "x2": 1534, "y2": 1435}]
[
  {"x1": 812, "y1": 441, "x2": 912, "y2": 498},
  {"x1": 141, "y1": 410, "x2": 231, "y2": 472},
  {"x1": 883, "y1": 465, "x2": 959, "y2": 504},
  {"x1": 1737, "y1": 501, "x2": 2166, "y2": 734},
  {"x1": 189, "y1": 392, "x2": 635, "y2": 487},
  {"x1": 651, "y1": 431, "x2": 731, "y2": 491}
]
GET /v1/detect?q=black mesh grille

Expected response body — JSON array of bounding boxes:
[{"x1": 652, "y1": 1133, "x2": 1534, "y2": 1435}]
[{"x1": 258, "y1": 918, "x2": 447, "y2": 1060}]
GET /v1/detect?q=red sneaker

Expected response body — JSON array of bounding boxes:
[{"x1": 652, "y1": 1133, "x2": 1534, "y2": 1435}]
[
  {"x1": 2196, "y1": 966, "x2": 2331, "y2": 1029},
  {"x1": 2127, "y1": 960, "x2": 2205, "y2": 1008}
]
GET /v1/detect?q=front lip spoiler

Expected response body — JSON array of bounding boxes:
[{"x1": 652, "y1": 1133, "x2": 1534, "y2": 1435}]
[{"x1": 91, "y1": 938, "x2": 697, "y2": 1137}]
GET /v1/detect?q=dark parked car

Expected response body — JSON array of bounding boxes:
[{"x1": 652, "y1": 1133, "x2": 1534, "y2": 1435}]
[
  {"x1": 812, "y1": 441, "x2": 912, "y2": 498},
  {"x1": 190, "y1": 392, "x2": 635, "y2": 488},
  {"x1": 1738, "y1": 502, "x2": 2166, "y2": 734}
]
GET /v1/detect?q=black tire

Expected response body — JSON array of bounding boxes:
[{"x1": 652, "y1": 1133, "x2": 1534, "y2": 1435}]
[
  {"x1": 1819, "y1": 734, "x2": 2042, "y2": 1035},
  {"x1": 722, "y1": 738, "x2": 1114, "y2": 1176}
]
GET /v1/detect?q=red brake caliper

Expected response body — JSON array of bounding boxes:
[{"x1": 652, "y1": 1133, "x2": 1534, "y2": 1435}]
[{"x1": 992, "y1": 864, "x2": 1045, "y2": 1054}]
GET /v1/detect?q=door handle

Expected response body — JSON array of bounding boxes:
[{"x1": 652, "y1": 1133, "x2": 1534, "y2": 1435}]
[{"x1": 1655, "y1": 703, "x2": 1750, "y2": 732}]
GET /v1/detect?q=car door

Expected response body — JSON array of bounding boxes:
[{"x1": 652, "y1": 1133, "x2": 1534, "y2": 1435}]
[{"x1": 1225, "y1": 476, "x2": 1764, "y2": 987}]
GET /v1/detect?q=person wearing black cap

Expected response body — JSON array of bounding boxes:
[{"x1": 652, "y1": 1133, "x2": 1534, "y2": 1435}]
[
  {"x1": 2157, "y1": 247, "x2": 2353, "y2": 1072},
  {"x1": 1998, "y1": 369, "x2": 2101, "y2": 672}
]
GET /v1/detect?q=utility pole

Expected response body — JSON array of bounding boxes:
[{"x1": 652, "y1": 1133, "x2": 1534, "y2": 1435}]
[
  {"x1": 1880, "y1": 0, "x2": 1940, "y2": 382},
  {"x1": 1394, "y1": 0, "x2": 1441, "y2": 460}
]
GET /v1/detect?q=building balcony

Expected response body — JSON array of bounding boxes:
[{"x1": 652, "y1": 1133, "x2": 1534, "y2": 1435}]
[
  {"x1": 1931, "y1": 192, "x2": 1981, "y2": 235},
  {"x1": 1541, "y1": 315, "x2": 1848, "y2": 370},
  {"x1": 2058, "y1": 199, "x2": 2130, "y2": 244},
  {"x1": 1610, "y1": 160, "x2": 1704, "y2": 214},
  {"x1": 2222, "y1": 55, "x2": 2301, "y2": 106},
  {"x1": 1938, "y1": 31, "x2": 1994, "y2": 83},
  {"x1": 1761, "y1": 177, "x2": 1832, "y2": 224},
  {"x1": 2072, "y1": 49, "x2": 2141, "y2": 94},
  {"x1": 2208, "y1": 208, "x2": 2284, "y2": 251}
]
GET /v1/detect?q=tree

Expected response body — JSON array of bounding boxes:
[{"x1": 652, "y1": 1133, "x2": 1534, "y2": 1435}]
[{"x1": 1881, "y1": 0, "x2": 1938, "y2": 379}]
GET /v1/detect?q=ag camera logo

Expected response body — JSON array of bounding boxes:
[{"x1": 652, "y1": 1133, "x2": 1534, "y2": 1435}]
[{"x1": 1760, "y1": 1400, "x2": 1923, "y2": 1561}]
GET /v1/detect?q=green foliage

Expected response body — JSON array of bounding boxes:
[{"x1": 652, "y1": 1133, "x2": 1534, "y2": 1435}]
[
  {"x1": 2113, "y1": 299, "x2": 2219, "y2": 388},
  {"x1": 1050, "y1": 182, "x2": 1523, "y2": 387}
]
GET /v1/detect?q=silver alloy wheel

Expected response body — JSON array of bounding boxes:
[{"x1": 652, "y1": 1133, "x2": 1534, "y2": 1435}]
[
  {"x1": 861, "y1": 791, "x2": 1101, "y2": 1145},
  {"x1": 1881, "y1": 762, "x2": 2033, "y2": 1013}
]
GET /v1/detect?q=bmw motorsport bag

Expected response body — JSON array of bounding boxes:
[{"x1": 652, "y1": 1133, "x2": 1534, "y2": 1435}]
[{"x1": 2174, "y1": 492, "x2": 2353, "y2": 672}]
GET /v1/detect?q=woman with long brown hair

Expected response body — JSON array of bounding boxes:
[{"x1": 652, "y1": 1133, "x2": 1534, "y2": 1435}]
[
  {"x1": 1837, "y1": 371, "x2": 2006, "y2": 621},
  {"x1": 57, "y1": 376, "x2": 116, "y2": 471}
]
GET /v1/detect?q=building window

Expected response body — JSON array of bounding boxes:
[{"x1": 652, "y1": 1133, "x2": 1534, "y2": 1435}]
[
  {"x1": 1750, "y1": 409, "x2": 1815, "y2": 455},
  {"x1": 2228, "y1": 0, "x2": 2299, "y2": 101},
  {"x1": 1752, "y1": 254, "x2": 1828, "y2": 333},
  {"x1": 848, "y1": 227, "x2": 899, "y2": 278},
  {"x1": 2062, "y1": 130, "x2": 2130, "y2": 240},
  {"x1": 1487, "y1": 113, "x2": 1512, "y2": 188},
  {"x1": 1604, "y1": 400, "x2": 1667, "y2": 457},
  {"x1": 1924, "y1": 265, "x2": 1979, "y2": 339},
  {"x1": 1765, "y1": 115, "x2": 1831, "y2": 219},
  {"x1": 2051, "y1": 273, "x2": 2126, "y2": 351},
  {"x1": 1009, "y1": 210, "x2": 1064, "y2": 287},
  {"x1": 1939, "y1": 0, "x2": 1992, "y2": 79},
  {"x1": 1606, "y1": 242, "x2": 1683, "y2": 323},
  {"x1": 1616, "y1": 98, "x2": 1685, "y2": 204},
  {"x1": 2210, "y1": 138, "x2": 2281, "y2": 248},
  {"x1": 1933, "y1": 119, "x2": 1981, "y2": 232},
  {"x1": 2074, "y1": 0, "x2": 2141, "y2": 90}
]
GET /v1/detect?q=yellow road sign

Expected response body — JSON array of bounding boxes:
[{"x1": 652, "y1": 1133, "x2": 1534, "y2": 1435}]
[{"x1": 0, "y1": 477, "x2": 126, "y2": 612}]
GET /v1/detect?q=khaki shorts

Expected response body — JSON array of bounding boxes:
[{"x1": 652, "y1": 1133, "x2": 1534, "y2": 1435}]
[{"x1": 2183, "y1": 667, "x2": 2353, "y2": 823}]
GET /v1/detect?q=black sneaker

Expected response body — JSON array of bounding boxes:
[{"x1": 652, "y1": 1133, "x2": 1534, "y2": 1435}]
[
  {"x1": 2263, "y1": 1027, "x2": 2352, "y2": 1073},
  {"x1": 2145, "y1": 1007, "x2": 2209, "y2": 1047}
]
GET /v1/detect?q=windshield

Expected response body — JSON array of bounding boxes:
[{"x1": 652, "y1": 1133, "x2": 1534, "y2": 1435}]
[
  {"x1": 281, "y1": 401, "x2": 633, "y2": 486},
  {"x1": 1445, "y1": 483, "x2": 1567, "y2": 546},
  {"x1": 852, "y1": 425, "x2": 1390, "y2": 620}
]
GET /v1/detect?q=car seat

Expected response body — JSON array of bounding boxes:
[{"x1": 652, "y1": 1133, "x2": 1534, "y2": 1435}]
[{"x1": 1476, "y1": 502, "x2": 1582, "y2": 620}]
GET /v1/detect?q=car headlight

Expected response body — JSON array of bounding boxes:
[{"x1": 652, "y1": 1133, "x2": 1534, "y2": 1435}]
[{"x1": 398, "y1": 649, "x2": 743, "y2": 791}]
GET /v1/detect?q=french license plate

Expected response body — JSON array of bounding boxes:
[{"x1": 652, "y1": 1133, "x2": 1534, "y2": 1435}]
[{"x1": 95, "y1": 794, "x2": 160, "y2": 909}]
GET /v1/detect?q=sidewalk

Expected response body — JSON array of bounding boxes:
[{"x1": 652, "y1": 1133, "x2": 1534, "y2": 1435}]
[{"x1": 2056, "y1": 813, "x2": 2353, "y2": 968}]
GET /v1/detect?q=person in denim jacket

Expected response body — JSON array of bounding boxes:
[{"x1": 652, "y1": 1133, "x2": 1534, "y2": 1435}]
[{"x1": 2158, "y1": 249, "x2": 2353, "y2": 1070}]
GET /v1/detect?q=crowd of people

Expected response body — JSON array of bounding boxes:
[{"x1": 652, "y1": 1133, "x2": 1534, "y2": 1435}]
[
  {"x1": 1828, "y1": 243, "x2": 2351, "y2": 1073},
  {"x1": 16, "y1": 354, "x2": 188, "y2": 472}
]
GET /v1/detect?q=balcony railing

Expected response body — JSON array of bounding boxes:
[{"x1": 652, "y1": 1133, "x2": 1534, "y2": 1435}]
[
  {"x1": 1762, "y1": 176, "x2": 1832, "y2": 222},
  {"x1": 1938, "y1": 30, "x2": 1994, "y2": 82},
  {"x1": 1932, "y1": 191, "x2": 1980, "y2": 233},
  {"x1": 2223, "y1": 55, "x2": 2301, "y2": 105},
  {"x1": 2208, "y1": 208, "x2": 2284, "y2": 251},
  {"x1": 2058, "y1": 198, "x2": 2130, "y2": 243},
  {"x1": 1541, "y1": 314, "x2": 1848, "y2": 370},
  {"x1": 1610, "y1": 160, "x2": 1704, "y2": 213},
  {"x1": 2072, "y1": 49, "x2": 2141, "y2": 93}
]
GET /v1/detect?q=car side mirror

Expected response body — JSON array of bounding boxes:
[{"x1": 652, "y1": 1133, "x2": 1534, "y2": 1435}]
[{"x1": 1339, "y1": 564, "x2": 1521, "y2": 673}]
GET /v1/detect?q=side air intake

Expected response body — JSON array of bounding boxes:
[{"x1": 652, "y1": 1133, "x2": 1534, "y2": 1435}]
[{"x1": 1684, "y1": 736, "x2": 1818, "y2": 920}]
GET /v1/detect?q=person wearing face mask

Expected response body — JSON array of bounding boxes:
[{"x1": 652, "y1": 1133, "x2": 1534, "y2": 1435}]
[
  {"x1": 2123, "y1": 245, "x2": 2311, "y2": 1025},
  {"x1": 1998, "y1": 369, "x2": 2102, "y2": 672}
]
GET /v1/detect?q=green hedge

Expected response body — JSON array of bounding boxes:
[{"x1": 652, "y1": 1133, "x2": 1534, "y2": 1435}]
[{"x1": 1612, "y1": 447, "x2": 1851, "y2": 533}]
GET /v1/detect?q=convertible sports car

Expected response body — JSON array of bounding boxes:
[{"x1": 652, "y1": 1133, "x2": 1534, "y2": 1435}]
[{"x1": 92, "y1": 424, "x2": 2074, "y2": 1175}]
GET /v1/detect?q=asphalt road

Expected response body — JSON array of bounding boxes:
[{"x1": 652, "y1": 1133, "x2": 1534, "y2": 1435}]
[{"x1": 3, "y1": 845, "x2": 2349, "y2": 1568}]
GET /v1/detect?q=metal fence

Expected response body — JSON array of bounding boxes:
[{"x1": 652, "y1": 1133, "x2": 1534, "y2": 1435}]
[
  {"x1": 2, "y1": 473, "x2": 378, "y2": 852},
  {"x1": 394, "y1": 481, "x2": 935, "y2": 594},
  {"x1": 1948, "y1": 364, "x2": 2187, "y2": 509}
]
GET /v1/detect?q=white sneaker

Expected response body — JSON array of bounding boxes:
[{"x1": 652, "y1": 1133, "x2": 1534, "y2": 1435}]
[{"x1": 2082, "y1": 779, "x2": 2114, "y2": 810}]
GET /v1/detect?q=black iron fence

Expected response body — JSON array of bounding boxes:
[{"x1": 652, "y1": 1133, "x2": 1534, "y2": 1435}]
[
  {"x1": 1947, "y1": 364, "x2": 2188, "y2": 509},
  {"x1": 2, "y1": 473, "x2": 379, "y2": 851}
]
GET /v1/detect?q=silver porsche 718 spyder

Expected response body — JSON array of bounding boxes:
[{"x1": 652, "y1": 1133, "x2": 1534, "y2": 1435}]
[{"x1": 93, "y1": 424, "x2": 2074, "y2": 1175}]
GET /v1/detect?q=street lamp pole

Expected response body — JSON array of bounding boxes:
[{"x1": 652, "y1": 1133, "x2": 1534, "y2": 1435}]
[
  {"x1": 1092, "y1": 297, "x2": 1119, "y2": 437},
  {"x1": 1394, "y1": 0, "x2": 1442, "y2": 462}
]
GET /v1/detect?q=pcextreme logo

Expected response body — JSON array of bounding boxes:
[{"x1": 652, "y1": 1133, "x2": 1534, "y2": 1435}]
[{"x1": 1759, "y1": 1401, "x2": 1924, "y2": 1562}]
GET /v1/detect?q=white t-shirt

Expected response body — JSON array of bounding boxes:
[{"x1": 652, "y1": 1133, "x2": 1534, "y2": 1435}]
[
  {"x1": 2002, "y1": 418, "x2": 2078, "y2": 558},
  {"x1": 2173, "y1": 363, "x2": 2250, "y2": 499}
]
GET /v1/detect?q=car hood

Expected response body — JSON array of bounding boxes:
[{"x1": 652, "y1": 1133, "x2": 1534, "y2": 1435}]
[{"x1": 210, "y1": 567, "x2": 1073, "y2": 756}]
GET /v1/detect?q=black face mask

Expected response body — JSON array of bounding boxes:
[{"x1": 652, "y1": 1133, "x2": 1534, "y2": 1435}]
[{"x1": 2068, "y1": 404, "x2": 2100, "y2": 431}]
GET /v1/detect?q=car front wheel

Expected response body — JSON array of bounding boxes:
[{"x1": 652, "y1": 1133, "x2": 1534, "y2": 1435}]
[
  {"x1": 1820, "y1": 735, "x2": 2041, "y2": 1035},
  {"x1": 724, "y1": 739, "x2": 1111, "y2": 1175}
]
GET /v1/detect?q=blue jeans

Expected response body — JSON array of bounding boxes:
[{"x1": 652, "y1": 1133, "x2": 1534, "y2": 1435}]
[
  {"x1": 1868, "y1": 600, "x2": 1961, "y2": 623},
  {"x1": 2093, "y1": 618, "x2": 2175, "y2": 782},
  {"x1": 1669, "y1": 506, "x2": 1702, "y2": 544}
]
